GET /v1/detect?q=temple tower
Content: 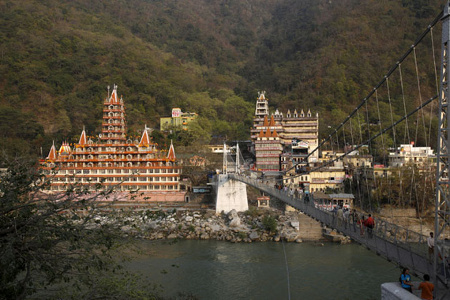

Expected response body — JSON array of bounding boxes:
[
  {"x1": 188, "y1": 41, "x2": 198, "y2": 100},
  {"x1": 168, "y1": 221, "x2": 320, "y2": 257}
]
[{"x1": 101, "y1": 84, "x2": 127, "y2": 144}]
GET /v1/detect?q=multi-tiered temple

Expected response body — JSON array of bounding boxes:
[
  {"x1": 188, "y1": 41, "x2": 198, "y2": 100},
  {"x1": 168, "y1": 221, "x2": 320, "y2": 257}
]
[
  {"x1": 41, "y1": 85, "x2": 183, "y2": 201},
  {"x1": 251, "y1": 91, "x2": 319, "y2": 172}
]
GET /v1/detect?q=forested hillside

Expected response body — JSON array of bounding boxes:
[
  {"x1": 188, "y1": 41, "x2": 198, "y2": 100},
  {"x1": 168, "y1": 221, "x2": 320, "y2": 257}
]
[{"x1": 0, "y1": 0, "x2": 443, "y2": 158}]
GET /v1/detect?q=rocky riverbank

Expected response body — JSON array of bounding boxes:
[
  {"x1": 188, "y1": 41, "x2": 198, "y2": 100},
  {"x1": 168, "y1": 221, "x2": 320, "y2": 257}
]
[{"x1": 118, "y1": 208, "x2": 351, "y2": 244}]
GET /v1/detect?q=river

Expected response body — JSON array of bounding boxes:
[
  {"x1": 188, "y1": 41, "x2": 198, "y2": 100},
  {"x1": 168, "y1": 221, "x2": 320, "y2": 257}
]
[{"x1": 126, "y1": 240, "x2": 403, "y2": 300}]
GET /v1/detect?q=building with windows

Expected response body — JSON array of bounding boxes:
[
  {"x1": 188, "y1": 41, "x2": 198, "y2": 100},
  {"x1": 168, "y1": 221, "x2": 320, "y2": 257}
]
[
  {"x1": 388, "y1": 143, "x2": 435, "y2": 167},
  {"x1": 40, "y1": 85, "x2": 184, "y2": 201},
  {"x1": 160, "y1": 108, "x2": 198, "y2": 131},
  {"x1": 251, "y1": 91, "x2": 319, "y2": 170},
  {"x1": 254, "y1": 128, "x2": 283, "y2": 172}
]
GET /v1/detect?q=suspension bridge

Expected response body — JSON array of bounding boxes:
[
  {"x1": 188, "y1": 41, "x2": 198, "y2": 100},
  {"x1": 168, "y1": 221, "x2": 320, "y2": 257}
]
[{"x1": 214, "y1": 2, "x2": 450, "y2": 299}]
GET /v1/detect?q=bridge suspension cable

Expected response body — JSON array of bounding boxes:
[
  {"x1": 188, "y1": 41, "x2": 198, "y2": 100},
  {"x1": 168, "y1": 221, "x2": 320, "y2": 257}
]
[{"x1": 283, "y1": 9, "x2": 444, "y2": 175}]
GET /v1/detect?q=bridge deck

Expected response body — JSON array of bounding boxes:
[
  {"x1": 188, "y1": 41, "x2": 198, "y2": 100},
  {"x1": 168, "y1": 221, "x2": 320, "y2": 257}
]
[{"x1": 228, "y1": 173, "x2": 449, "y2": 296}]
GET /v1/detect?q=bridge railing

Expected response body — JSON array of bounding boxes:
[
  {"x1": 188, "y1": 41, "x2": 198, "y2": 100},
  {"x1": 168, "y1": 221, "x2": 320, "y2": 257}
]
[{"x1": 229, "y1": 173, "x2": 438, "y2": 278}]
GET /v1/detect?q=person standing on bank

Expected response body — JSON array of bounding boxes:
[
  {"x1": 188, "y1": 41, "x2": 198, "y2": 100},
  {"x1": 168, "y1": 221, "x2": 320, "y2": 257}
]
[
  {"x1": 427, "y1": 232, "x2": 434, "y2": 261},
  {"x1": 400, "y1": 268, "x2": 413, "y2": 293}
]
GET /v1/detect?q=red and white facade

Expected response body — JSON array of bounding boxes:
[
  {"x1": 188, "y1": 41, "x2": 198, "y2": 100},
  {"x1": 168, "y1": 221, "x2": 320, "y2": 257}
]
[{"x1": 40, "y1": 85, "x2": 183, "y2": 201}]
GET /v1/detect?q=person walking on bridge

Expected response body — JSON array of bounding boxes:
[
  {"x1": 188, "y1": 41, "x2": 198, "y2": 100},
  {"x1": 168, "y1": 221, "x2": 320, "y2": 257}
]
[
  {"x1": 358, "y1": 215, "x2": 365, "y2": 236},
  {"x1": 427, "y1": 232, "x2": 434, "y2": 262},
  {"x1": 365, "y1": 214, "x2": 375, "y2": 238},
  {"x1": 343, "y1": 208, "x2": 350, "y2": 229},
  {"x1": 418, "y1": 274, "x2": 434, "y2": 300},
  {"x1": 351, "y1": 209, "x2": 358, "y2": 232},
  {"x1": 336, "y1": 206, "x2": 344, "y2": 228}
]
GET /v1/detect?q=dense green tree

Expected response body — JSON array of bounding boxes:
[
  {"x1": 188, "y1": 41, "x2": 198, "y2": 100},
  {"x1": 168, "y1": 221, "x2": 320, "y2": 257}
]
[
  {"x1": 0, "y1": 157, "x2": 131, "y2": 299},
  {"x1": 0, "y1": 0, "x2": 444, "y2": 158}
]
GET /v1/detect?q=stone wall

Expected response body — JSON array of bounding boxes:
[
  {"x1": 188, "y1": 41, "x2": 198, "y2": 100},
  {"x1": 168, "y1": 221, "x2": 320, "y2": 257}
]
[
  {"x1": 297, "y1": 213, "x2": 324, "y2": 241},
  {"x1": 381, "y1": 282, "x2": 421, "y2": 300}
]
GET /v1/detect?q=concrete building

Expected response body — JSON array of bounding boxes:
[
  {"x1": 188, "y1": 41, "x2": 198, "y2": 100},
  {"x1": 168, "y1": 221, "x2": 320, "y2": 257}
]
[
  {"x1": 309, "y1": 167, "x2": 346, "y2": 193},
  {"x1": 254, "y1": 128, "x2": 283, "y2": 172},
  {"x1": 389, "y1": 143, "x2": 435, "y2": 167},
  {"x1": 160, "y1": 108, "x2": 197, "y2": 131},
  {"x1": 251, "y1": 91, "x2": 319, "y2": 167}
]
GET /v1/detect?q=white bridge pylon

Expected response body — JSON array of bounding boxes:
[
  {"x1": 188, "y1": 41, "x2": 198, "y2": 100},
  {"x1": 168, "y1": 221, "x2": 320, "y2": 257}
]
[{"x1": 215, "y1": 143, "x2": 248, "y2": 213}]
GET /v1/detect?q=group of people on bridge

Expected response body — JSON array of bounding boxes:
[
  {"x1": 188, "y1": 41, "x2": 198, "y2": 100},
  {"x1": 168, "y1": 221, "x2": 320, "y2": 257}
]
[
  {"x1": 270, "y1": 180, "x2": 377, "y2": 238},
  {"x1": 331, "y1": 205, "x2": 375, "y2": 237}
]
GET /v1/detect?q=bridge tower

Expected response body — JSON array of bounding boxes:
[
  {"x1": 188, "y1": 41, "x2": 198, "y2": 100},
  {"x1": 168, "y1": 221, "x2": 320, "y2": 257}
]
[
  {"x1": 215, "y1": 143, "x2": 248, "y2": 213},
  {"x1": 435, "y1": 1, "x2": 450, "y2": 290}
]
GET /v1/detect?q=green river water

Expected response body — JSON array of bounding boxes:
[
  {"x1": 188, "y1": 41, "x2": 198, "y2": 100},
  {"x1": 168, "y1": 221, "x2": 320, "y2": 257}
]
[{"x1": 126, "y1": 240, "x2": 403, "y2": 300}]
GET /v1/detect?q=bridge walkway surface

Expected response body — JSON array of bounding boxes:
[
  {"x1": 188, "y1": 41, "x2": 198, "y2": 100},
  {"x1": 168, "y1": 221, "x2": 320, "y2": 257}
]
[{"x1": 228, "y1": 173, "x2": 450, "y2": 297}]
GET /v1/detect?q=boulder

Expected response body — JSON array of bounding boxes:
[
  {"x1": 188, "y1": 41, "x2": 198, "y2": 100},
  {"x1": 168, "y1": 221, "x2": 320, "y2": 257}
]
[
  {"x1": 229, "y1": 217, "x2": 241, "y2": 227},
  {"x1": 209, "y1": 224, "x2": 222, "y2": 232},
  {"x1": 167, "y1": 233, "x2": 177, "y2": 239},
  {"x1": 290, "y1": 221, "x2": 300, "y2": 231},
  {"x1": 249, "y1": 231, "x2": 260, "y2": 241},
  {"x1": 200, "y1": 233, "x2": 210, "y2": 240},
  {"x1": 228, "y1": 209, "x2": 238, "y2": 220},
  {"x1": 147, "y1": 221, "x2": 159, "y2": 230}
]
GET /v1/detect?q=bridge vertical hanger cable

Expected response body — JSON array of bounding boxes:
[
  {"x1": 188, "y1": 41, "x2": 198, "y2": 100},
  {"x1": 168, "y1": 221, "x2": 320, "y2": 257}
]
[
  {"x1": 281, "y1": 240, "x2": 291, "y2": 300},
  {"x1": 430, "y1": 26, "x2": 439, "y2": 146},
  {"x1": 335, "y1": 127, "x2": 340, "y2": 153},
  {"x1": 349, "y1": 115, "x2": 355, "y2": 146},
  {"x1": 413, "y1": 46, "x2": 429, "y2": 148},
  {"x1": 409, "y1": 48, "x2": 420, "y2": 211},
  {"x1": 349, "y1": 118, "x2": 355, "y2": 194},
  {"x1": 375, "y1": 89, "x2": 388, "y2": 209},
  {"x1": 363, "y1": 101, "x2": 374, "y2": 211},
  {"x1": 386, "y1": 77, "x2": 398, "y2": 210},
  {"x1": 399, "y1": 64, "x2": 412, "y2": 145},
  {"x1": 342, "y1": 122, "x2": 348, "y2": 154},
  {"x1": 425, "y1": 26, "x2": 439, "y2": 225},
  {"x1": 413, "y1": 46, "x2": 432, "y2": 219},
  {"x1": 356, "y1": 109, "x2": 366, "y2": 210},
  {"x1": 386, "y1": 78, "x2": 398, "y2": 149}
]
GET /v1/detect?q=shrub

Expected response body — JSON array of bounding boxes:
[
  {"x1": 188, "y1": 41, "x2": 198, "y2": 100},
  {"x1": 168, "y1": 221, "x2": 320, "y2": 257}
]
[
  {"x1": 237, "y1": 231, "x2": 247, "y2": 239},
  {"x1": 262, "y1": 215, "x2": 278, "y2": 233}
]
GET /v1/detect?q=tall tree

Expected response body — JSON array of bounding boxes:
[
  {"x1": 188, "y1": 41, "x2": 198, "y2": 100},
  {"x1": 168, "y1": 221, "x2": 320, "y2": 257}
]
[{"x1": 0, "y1": 157, "x2": 129, "y2": 299}]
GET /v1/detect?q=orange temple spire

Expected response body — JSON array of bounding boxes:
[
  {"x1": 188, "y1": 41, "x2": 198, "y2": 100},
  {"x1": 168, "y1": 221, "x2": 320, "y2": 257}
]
[
  {"x1": 167, "y1": 140, "x2": 176, "y2": 161},
  {"x1": 139, "y1": 125, "x2": 151, "y2": 147},
  {"x1": 269, "y1": 115, "x2": 275, "y2": 126},
  {"x1": 259, "y1": 130, "x2": 264, "y2": 138},
  {"x1": 47, "y1": 141, "x2": 57, "y2": 161},
  {"x1": 79, "y1": 126, "x2": 87, "y2": 146},
  {"x1": 272, "y1": 129, "x2": 278, "y2": 137}
]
